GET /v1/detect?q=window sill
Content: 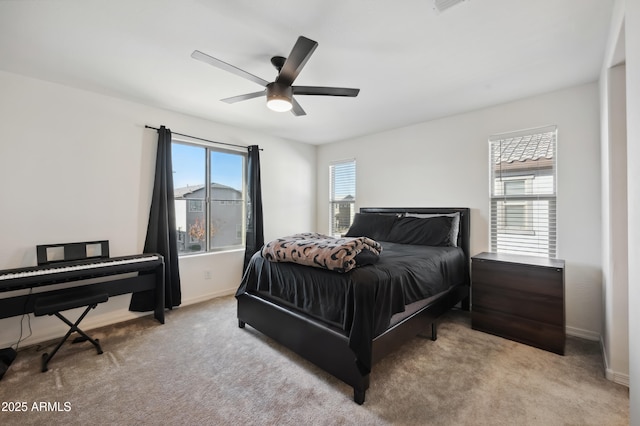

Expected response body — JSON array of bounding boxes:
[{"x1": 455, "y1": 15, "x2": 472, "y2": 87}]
[{"x1": 178, "y1": 247, "x2": 245, "y2": 258}]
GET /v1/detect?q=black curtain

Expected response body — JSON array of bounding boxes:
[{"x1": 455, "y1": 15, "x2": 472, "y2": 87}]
[
  {"x1": 243, "y1": 145, "x2": 264, "y2": 273},
  {"x1": 130, "y1": 125, "x2": 182, "y2": 312}
]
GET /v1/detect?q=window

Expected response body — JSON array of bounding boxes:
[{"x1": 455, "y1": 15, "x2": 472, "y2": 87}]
[
  {"x1": 172, "y1": 140, "x2": 246, "y2": 255},
  {"x1": 501, "y1": 177, "x2": 534, "y2": 232},
  {"x1": 489, "y1": 126, "x2": 557, "y2": 258},
  {"x1": 329, "y1": 159, "x2": 356, "y2": 237},
  {"x1": 188, "y1": 200, "x2": 203, "y2": 212}
]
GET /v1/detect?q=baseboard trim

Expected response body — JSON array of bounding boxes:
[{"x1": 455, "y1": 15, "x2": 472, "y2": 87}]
[
  {"x1": 605, "y1": 370, "x2": 630, "y2": 387},
  {"x1": 567, "y1": 326, "x2": 629, "y2": 388},
  {"x1": 181, "y1": 288, "x2": 236, "y2": 306},
  {"x1": 599, "y1": 335, "x2": 630, "y2": 387},
  {"x1": 2, "y1": 309, "x2": 148, "y2": 350},
  {"x1": 1, "y1": 288, "x2": 238, "y2": 350},
  {"x1": 565, "y1": 325, "x2": 600, "y2": 341}
]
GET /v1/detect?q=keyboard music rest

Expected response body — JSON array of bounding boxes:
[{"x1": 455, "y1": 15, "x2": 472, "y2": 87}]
[{"x1": 0, "y1": 254, "x2": 165, "y2": 324}]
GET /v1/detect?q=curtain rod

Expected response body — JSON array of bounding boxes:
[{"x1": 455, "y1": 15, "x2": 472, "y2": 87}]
[{"x1": 145, "y1": 125, "x2": 262, "y2": 151}]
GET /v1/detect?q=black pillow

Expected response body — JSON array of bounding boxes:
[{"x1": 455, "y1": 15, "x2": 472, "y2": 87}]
[
  {"x1": 386, "y1": 216, "x2": 454, "y2": 246},
  {"x1": 345, "y1": 213, "x2": 397, "y2": 241},
  {"x1": 354, "y1": 249, "x2": 380, "y2": 267}
]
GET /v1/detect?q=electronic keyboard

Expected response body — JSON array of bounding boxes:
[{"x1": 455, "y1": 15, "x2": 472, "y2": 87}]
[
  {"x1": 0, "y1": 241, "x2": 165, "y2": 323},
  {"x1": 0, "y1": 254, "x2": 162, "y2": 292}
]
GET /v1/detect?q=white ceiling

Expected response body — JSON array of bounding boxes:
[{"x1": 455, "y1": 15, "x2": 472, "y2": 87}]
[{"x1": 0, "y1": 0, "x2": 615, "y2": 145}]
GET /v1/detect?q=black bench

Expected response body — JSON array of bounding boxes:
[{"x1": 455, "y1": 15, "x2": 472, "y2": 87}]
[{"x1": 34, "y1": 290, "x2": 109, "y2": 372}]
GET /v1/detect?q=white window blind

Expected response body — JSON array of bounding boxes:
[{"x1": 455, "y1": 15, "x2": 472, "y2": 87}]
[
  {"x1": 329, "y1": 159, "x2": 356, "y2": 237},
  {"x1": 489, "y1": 125, "x2": 557, "y2": 258}
]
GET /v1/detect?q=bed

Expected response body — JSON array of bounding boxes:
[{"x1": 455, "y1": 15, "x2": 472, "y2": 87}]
[{"x1": 235, "y1": 207, "x2": 471, "y2": 404}]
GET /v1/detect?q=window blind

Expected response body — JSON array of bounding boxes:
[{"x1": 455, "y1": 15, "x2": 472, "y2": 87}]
[
  {"x1": 489, "y1": 125, "x2": 557, "y2": 258},
  {"x1": 329, "y1": 159, "x2": 356, "y2": 236}
]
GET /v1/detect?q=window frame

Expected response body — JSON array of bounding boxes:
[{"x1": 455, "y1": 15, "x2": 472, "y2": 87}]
[
  {"x1": 489, "y1": 125, "x2": 557, "y2": 258},
  {"x1": 329, "y1": 159, "x2": 356, "y2": 237},
  {"x1": 172, "y1": 138, "x2": 247, "y2": 256},
  {"x1": 188, "y1": 199, "x2": 204, "y2": 212},
  {"x1": 500, "y1": 176, "x2": 534, "y2": 233}
]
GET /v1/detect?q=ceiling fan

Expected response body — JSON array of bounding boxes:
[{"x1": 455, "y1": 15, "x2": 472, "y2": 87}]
[{"x1": 191, "y1": 36, "x2": 360, "y2": 116}]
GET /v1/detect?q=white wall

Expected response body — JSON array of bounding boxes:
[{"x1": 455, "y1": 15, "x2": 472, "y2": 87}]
[
  {"x1": 600, "y1": 0, "x2": 630, "y2": 388},
  {"x1": 623, "y1": 0, "x2": 640, "y2": 422},
  {"x1": 0, "y1": 70, "x2": 316, "y2": 349},
  {"x1": 601, "y1": 64, "x2": 629, "y2": 385},
  {"x1": 317, "y1": 82, "x2": 603, "y2": 339}
]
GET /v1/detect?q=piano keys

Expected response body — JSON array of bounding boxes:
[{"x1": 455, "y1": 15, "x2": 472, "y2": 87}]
[
  {"x1": 0, "y1": 241, "x2": 165, "y2": 324},
  {"x1": 0, "y1": 254, "x2": 163, "y2": 291}
]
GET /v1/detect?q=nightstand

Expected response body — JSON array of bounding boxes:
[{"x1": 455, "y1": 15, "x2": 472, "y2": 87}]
[{"x1": 471, "y1": 252, "x2": 565, "y2": 355}]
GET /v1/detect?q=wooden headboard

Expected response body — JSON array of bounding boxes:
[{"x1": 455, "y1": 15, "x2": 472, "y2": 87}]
[{"x1": 359, "y1": 207, "x2": 471, "y2": 285}]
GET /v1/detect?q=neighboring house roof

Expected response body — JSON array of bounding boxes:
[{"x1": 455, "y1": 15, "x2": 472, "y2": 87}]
[
  {"x1": 174, "y1": 183, "x2": 241, "y2": 199},
  {"x1": 493, "y1": 131, "x2": 555, "y2": 164},
  {"x1": 174, "y1": 184, "x2": 205, "y2": 199}
]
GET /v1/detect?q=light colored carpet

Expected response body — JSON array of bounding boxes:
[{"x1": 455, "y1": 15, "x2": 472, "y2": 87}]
[{"x1": 0, "y1": 295, "x2": 629, "y2": 425}]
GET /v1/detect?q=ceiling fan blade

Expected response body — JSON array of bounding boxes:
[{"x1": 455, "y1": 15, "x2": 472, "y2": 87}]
[
  {"x1": 290, "y1": 97, "x2": 306, "y2": 116},
  {"x1": 220, "y1": 90, "x2": 266, "y2": 104},
  {"x1": 276, "y1": 36, "x2": 318, "y2": 86},
  {"x1": 191, "y1": 50, "x2": 269, "y2": 87},
  {"x1": 293, "y1": 86, "x2": 360, "y2": 97}
]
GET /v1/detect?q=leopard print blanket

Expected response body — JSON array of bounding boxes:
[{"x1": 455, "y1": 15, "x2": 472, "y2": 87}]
[{"x1": 261, "y1": 232, "x2": 382, "y2": 273}]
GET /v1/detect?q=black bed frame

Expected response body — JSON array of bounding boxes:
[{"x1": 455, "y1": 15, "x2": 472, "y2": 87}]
[{"x1": 237, "y1": 207, "x2": 471, "y2": 404}]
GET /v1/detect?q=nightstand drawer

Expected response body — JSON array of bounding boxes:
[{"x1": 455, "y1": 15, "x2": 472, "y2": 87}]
[
  {"x1": 472, "y1": 260, "x2": 563, "y2": 298},
  {"x1": 473, "y1": 284, "x2": 564, "y2": 326},
  {"x1": 472, "y1": 307, "x2": 565, "y2": 355}
]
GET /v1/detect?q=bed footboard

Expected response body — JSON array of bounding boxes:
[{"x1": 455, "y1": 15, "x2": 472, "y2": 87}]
[
  {"x1": 237, "y1": 282, "x2": 468, "y2": 404},
  {"x1": 237, "y1": 292, "x2": 370, "y2": 403}
]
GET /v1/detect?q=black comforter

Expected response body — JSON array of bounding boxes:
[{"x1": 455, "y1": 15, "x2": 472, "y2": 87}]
[{"x1": 236, "y1": 241, "x2": 466, "y2": 374}]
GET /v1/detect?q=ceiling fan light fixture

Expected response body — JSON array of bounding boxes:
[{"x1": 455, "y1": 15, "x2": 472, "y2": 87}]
[
  {"x1": 266, "y1": 82, "x2": 293, "y2": 112},
  {"x1": 267, "y1": 98, "x2": 292, "y2": 112}
]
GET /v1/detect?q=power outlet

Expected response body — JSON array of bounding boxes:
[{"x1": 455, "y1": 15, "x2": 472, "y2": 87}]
[{"x1": 204, "y1": 270, "x2": 212, "y2": 280}]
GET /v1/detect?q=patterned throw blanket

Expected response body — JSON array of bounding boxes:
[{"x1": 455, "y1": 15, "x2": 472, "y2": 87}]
[{"x1": 261, "y1": 232, "x2": 382, "y2": 273}]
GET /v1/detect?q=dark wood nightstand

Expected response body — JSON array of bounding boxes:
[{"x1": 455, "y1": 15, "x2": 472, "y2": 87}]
[{"x1": 471, "y1": 252, "x2": 565, "y2": 355}]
